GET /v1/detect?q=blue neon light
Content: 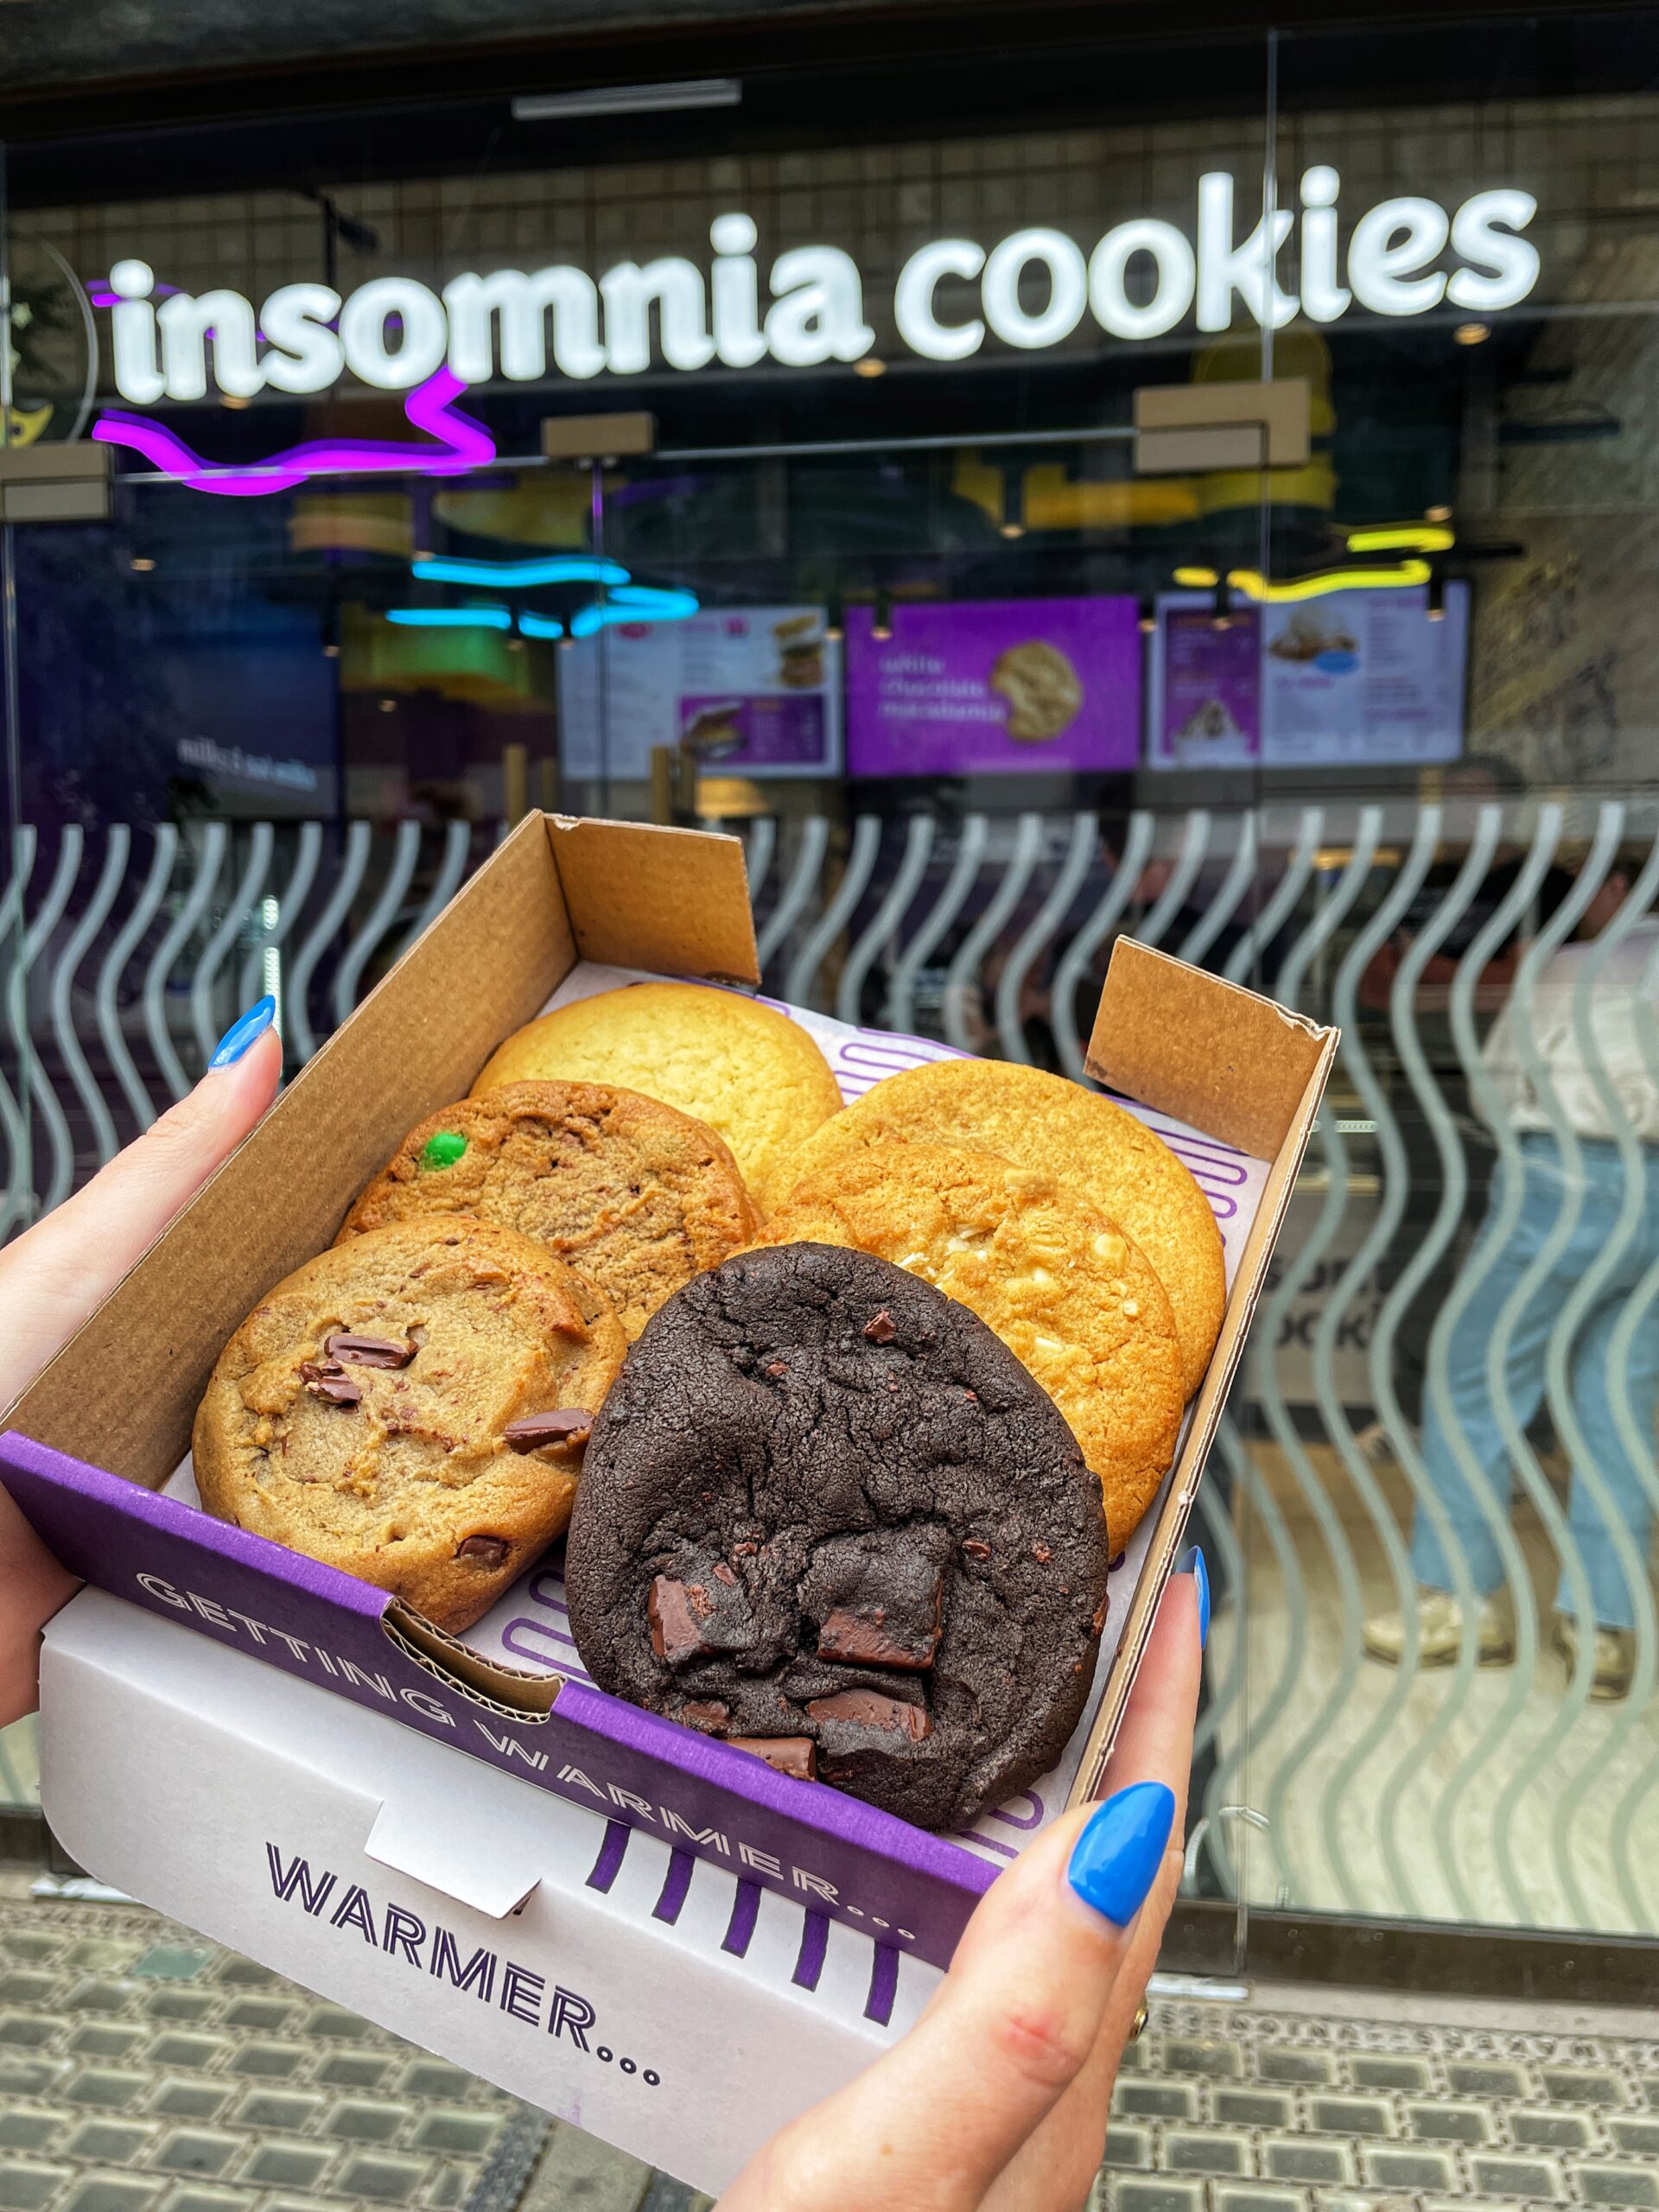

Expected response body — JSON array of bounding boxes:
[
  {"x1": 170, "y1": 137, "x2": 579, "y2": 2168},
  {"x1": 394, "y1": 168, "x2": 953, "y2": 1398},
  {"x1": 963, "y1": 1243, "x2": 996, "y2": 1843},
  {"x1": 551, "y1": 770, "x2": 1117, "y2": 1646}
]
[
  {"x1": 385, "y1": 606, "x2": 512, "y2": 629},
  {"x1": 411, "y1": 556, "x2": 632, "y2": 587},
  {"x1": 569, "y1": 586, "x2": 701, "y2": 637},
  {"x1": 517, "y1": 611, "x2": 566, "y2": 639}
]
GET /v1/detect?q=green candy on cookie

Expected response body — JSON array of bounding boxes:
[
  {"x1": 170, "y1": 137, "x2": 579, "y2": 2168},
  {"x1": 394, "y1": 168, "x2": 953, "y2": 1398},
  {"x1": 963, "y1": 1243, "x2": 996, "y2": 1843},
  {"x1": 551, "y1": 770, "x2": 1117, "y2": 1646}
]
[{"x1": 421, "y1": 1130, "x2": 468, "y2": 1170}]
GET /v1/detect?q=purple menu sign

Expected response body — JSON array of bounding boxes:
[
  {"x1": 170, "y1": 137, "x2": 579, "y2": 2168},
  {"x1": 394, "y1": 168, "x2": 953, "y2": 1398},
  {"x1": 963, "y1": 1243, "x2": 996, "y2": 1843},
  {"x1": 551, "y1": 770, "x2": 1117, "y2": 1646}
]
[
  {"x1": 1153, "y1": 602, "x2": 1262, "y2": 767},
  {"x1": 845, "y1": 597, "x2": 1141, "y2": 778}
]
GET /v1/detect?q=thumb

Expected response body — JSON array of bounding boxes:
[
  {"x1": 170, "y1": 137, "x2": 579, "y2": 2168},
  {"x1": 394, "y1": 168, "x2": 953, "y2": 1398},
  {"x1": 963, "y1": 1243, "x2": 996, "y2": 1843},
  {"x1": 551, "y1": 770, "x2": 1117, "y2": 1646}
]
[
  {"x1": 719, "y1": 1785, "x2": 1174, "y2": 2212},
  {"x1": 0, "y1": 1000, "x2": 282, "y2": 1402}
]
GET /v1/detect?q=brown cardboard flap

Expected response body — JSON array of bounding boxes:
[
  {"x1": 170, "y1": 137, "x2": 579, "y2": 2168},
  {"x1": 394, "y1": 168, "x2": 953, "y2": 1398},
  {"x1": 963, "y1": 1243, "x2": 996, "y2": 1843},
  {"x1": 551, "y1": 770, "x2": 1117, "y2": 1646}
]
[
  {"x1": 3, "y1": 815, "x2": 576, "y2": 1488},
  {"x1": 385, "y1": 1605, "x2": 562, "y2": 1719},
  {"x1": 1067, "y1": 1011, "x2": 1339, "y2": 1804},
  {"x1": 547, "y1": 817, "x2": 759, "y2": 983},
  {"x1": 1087, "y1": 939, "x2": 1332, "y2": 1160}
]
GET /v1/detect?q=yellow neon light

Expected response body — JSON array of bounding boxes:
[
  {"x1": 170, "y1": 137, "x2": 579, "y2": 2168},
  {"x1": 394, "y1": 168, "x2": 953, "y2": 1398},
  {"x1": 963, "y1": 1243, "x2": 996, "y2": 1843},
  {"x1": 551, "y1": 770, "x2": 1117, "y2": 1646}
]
[
  {"x1": 1173, "y1": 565, "x2": 1218, "y2": 587},
  {"x1": 1345, "y1": 524, "x2": 1455, "y2": 553},
  {"x1": 1224, "y1": 559, "x2": 1431, "y2": 602}
]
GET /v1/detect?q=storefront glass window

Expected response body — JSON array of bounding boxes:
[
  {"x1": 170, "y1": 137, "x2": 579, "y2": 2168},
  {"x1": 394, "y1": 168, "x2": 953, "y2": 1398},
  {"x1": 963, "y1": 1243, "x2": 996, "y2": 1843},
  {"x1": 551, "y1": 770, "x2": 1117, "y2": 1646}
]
[{"x1": 2, "y1": 11, "x2": 1656, "y2": 1948}]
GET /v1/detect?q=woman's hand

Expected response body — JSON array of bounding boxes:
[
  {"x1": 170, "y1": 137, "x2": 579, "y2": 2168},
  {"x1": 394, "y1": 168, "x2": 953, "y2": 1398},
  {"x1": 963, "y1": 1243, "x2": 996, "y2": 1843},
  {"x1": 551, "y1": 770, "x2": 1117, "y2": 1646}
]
[
  {"x1": 719, "y1": 1564, "x2": 1205, "y2": 2212},
  {"x1": 0, "y1": 1000, "x2": 283, "y2": 1726}
]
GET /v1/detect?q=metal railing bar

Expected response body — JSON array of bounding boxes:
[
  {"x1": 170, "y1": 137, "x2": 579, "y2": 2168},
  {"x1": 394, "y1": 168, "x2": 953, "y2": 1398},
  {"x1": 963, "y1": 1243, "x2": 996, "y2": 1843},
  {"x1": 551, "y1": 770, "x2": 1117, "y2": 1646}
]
[
  {"x1": 995, "y1": 811, "x2": 1096, "y2": 1066},
  {"x1": 48, "y1": 825, "x2": 128, "y2": 1185}
]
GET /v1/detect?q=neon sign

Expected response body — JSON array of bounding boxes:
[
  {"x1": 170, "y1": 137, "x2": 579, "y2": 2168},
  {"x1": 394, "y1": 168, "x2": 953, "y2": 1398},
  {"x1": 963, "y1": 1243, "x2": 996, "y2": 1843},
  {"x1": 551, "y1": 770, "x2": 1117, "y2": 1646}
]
[
  {"x1": 91, "y1": 367, "x2": 493, "y2": 493},
  {"x1": 103, "y1": 170, "x2": 1541, "y2": 406}
]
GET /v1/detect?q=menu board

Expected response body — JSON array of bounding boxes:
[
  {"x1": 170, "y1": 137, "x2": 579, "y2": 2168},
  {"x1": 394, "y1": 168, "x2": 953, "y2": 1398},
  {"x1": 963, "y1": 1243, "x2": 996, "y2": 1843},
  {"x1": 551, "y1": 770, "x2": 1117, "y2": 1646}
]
[
  {"x1": 1146, "y1": 582, "x2": 1469, "y2": 769},
  {"x1": 557, "y1": 605, "x2": 842, "y2": 782},
  {"x1": 845, "y1": 596, "x2": 1141, "y2": 779}
]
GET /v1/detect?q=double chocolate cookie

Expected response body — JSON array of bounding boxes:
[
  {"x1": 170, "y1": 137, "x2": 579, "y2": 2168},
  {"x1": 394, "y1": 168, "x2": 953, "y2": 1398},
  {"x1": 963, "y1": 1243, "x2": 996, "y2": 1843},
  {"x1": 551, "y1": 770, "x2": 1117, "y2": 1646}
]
[{"x1": 565, "y1": 1243, "x2": 1111, "y2": 1831}]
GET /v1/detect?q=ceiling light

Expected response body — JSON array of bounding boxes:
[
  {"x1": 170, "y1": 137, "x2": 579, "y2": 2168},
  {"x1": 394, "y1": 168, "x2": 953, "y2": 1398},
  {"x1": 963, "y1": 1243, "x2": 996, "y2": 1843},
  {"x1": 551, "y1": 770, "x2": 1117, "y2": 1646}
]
[
  {"x1": 322, "y1": 642, "x2": 340, "y2": 658},
  {"x1": 853, "y1": 358, "x2": 887, "y2": 379},
  {"x1": 512, "y1": 79, "x2": 740, "y2": 123},
  {"x1": 129, "y1": 556, "x2": 155, "y2": 573},
  {"x1": 220, "y1": 394, "x2": 250, "y2": 410},
  {"x1": 378, "y1": 697, "x2": 397, "y2": 712},
  {"x1": 1426, "y1": 504, "x2": 1452, "y2": 524},
  {"x1": 1454, "y1": 321, "x2": 1491, "y2": 346}
]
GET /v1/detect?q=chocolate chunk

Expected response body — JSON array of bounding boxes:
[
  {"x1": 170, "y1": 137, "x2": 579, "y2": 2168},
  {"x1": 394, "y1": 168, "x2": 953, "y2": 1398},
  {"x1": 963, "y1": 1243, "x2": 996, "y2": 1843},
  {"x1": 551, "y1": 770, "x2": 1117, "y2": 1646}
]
[
  {"x1": 1033, "y1": 1541, "x2": 1052, "y2": 1564},
  {"x1": 807, "y1": 1689, "x2": 931, "y2": 1742},
  {"x1": 764, "y1": 1360, "x2": 787, "y2": 1378},
  {"x1": 728, "y1": 1735, "x2": 817, "y2": 1781},
  {"x1": 327, "y1": 1332, "x2": 416, "y2": 1369},
  {"x1": 1091, "y1": 1597, "x2": 1109, "y2": 1635},
  {"x1": 862, "y1": 1309, "x2": 896, "y2": 1344},
  {"x1": 648, "y1": 1562, "x2": 756, "y2": 1668},
  {"x1": 805, "y1": 1528, "x2": 948, "y2": 1673},
  {"x1": 457, "y1": 1535, "x2": 510, "y2": 1567},
  {"x1": 300, "y1": 1362, "x2": 361, "y2": 1408},
  {"x1": 648, "y1": 1576, "x2": 714, "y2": 1665},
  {"x1": 677, "y1": 1699, "x2": 730, "y2": 1731},
  {"x1": 963, "y1": 1538, "x2": 992, "y2": 1561},
  {"x1": 503, "y1": 1408, "x2": 593, "y2": 1452},
  {"x1": 712, "y1": 1562, "x2": 737, "y2": 1586}
]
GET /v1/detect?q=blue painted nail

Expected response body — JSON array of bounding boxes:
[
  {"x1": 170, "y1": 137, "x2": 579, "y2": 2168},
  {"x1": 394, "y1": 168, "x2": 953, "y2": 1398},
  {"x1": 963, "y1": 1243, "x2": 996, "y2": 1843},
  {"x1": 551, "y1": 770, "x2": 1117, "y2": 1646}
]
[
  {"x1": 1177, "y1": 1543, "x2": 1211, "y2": 1649},
  {"x1": 209, "y1": 995, "x2": 276, "y2": 1070},
  {"x1": 1067, "y1": 1781, "x2": 1175, "y2": 1926}
]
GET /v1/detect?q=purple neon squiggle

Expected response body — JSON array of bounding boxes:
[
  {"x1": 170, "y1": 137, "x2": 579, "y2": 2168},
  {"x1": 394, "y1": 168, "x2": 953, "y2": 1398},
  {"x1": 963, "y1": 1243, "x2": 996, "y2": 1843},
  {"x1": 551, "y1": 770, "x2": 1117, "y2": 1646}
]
[{"x1": 90, "y1": 368, "x2": 495, "y2": 497}]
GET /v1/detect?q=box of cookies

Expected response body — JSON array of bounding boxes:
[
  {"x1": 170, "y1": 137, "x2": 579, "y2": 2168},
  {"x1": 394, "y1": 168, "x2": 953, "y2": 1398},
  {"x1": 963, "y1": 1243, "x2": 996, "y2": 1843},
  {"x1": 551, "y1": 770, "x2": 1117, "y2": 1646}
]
[{"x1": 3, "y1": 813, "x2": 1333, "y2": 2186}]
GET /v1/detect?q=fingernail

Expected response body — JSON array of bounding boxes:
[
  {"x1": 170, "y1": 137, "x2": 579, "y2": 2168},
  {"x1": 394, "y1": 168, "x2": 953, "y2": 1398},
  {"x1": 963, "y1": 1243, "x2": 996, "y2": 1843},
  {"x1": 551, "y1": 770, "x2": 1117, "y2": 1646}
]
[
  {"x1": 1067, "y1": 1781, "x2": 1175, "y2": 1927},
  {"x1": 209, "y1": 995, "x2": 276, "y2": 1070},
  {"x1": 1176, "y1": 1543, "x2": 1211, "y2": 1649}
]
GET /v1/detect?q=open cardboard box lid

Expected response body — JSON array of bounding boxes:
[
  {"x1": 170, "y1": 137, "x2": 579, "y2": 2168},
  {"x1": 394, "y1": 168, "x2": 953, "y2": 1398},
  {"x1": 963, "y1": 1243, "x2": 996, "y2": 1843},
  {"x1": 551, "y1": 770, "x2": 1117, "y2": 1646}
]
[{"x1": 1, "y1": 813, "x2": 1336, "y2": 1970}]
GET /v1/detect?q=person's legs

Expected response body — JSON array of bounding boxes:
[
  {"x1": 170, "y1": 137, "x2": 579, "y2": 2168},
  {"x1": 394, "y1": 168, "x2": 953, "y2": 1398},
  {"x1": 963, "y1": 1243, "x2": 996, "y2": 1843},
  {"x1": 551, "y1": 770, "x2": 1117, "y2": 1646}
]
[
  {"x1": 1556, "y1": 1154, "x2": 1659, "y2": 1634},
  {"x1": 1408, "y1": 1147, "x2": 1557, "y2": 1602}
]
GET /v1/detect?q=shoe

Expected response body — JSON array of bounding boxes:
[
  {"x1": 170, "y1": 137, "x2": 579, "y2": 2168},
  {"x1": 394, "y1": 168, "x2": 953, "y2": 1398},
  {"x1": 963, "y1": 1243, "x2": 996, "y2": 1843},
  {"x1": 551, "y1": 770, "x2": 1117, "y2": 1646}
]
[
  {"x1": 1553, "y1": 1614, "x2": 1637, "y2": 1702},
  {"x1": 1363, "y1": 1586, "x2": 1514, "y2": 1669}
]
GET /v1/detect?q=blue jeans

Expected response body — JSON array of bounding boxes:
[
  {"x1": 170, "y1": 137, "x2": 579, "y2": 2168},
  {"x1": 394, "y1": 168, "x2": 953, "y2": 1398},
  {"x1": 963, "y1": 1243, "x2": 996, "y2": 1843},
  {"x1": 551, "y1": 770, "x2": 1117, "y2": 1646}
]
[{"x1": 1410, "y1": 1134, "x2": 1659, "y2": 1631}]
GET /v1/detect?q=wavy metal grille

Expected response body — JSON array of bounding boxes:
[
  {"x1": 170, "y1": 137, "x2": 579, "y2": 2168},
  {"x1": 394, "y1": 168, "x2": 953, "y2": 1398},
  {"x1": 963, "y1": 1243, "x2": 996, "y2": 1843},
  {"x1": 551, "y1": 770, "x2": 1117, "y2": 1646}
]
[{"x1": 2, "y1": 802, "x2": 1656, "y2": 1938}]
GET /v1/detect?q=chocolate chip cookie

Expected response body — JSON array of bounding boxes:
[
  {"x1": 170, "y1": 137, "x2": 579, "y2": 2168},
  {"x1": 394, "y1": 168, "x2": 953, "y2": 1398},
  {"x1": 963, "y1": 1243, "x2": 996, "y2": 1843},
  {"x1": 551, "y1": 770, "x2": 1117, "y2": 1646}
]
[
  {"x1": 339, "y1": 1081, "x2": 759, "y2": 1340},
  {"x1": 194, "y1": 1218, "x2": 626, "y2": 1633},
  {"x1": 753, "y1": 1143, "x2": 1184, "y2": 1546},
  {"x1": 565, "y1": 1243, "x2": 1110, "y2": 1831}
]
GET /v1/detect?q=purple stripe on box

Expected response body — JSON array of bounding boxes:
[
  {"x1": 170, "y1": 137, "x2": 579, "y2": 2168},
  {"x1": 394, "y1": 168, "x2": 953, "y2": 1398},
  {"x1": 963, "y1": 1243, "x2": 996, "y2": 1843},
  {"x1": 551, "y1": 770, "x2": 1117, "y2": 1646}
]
[
  {"x1": 722, "y1": 1880, "x2": 761, "y2": 1957},
  {"x1": 652, "y1": 1849, "x2": 696, "y2": 1926},
  {"x1": 792, "y1": 1910, "x2": 830, "y2": 1991},
  {"x1": 865, "y1": 1943, "x2": 899, "y2": 2026},
  {"x1": 586, "y1": 1821, "x2": 632, "y2": 1893}
]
